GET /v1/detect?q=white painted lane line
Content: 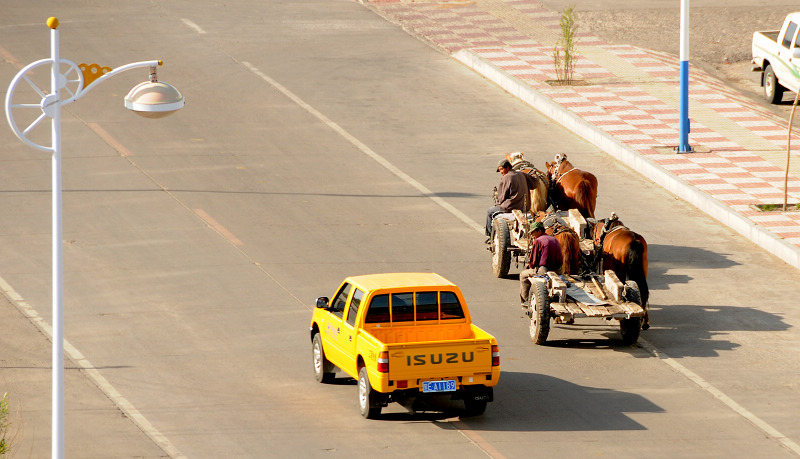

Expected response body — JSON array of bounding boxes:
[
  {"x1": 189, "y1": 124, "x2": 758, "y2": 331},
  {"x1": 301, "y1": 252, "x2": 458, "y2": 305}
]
[
  {"x1": 181, "y1": 18, "x2": 206, "y2": 34},
  {"x1": 639, "y1": 338, "x2": 800, "y2": 456},
  {"x1": 0, "y1": 275, "x2": 187, "y2": 459},
  {"x1": 241, "y1": 61, "x2": 484, "y2": 235},
  {"x1": 242, "y1": 59, "x2": 800, "y2": 455}
]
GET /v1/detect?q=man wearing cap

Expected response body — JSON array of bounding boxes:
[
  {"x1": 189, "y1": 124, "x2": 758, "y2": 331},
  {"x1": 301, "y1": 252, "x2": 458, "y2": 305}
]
[
  {"x1": 519, "y1": 221, "x2": 563, "y2": 306},
  {"x1": 485, "y1": 158, "x2": 529, "y2": 241}
]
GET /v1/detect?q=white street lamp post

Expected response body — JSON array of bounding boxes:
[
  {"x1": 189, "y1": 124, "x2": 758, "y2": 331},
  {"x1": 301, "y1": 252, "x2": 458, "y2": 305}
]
[{"x1": 4, "y1": 17, "x2": 184, "y2": 459}]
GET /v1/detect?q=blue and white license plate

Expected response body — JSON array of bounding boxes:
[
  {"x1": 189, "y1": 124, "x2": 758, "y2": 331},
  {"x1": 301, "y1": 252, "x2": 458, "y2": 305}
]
[{"x1": 422, "y1": 380, "x2": 456, "y2": 393}]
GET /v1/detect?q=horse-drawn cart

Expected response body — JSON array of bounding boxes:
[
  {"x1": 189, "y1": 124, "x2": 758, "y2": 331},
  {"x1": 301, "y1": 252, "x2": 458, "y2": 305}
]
[
  {"x1": 489, "y1": 208, "x2": 589, "y2": 278},
  {"x1": 525, "y1": 270, "x2": 646, "y2": 345}
]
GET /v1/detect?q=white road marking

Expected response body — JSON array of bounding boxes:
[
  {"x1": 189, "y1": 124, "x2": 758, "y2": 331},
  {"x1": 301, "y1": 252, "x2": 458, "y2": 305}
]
[
  {"x1": 639, "y1": 338, "x2": 800, "y2": 456},
  {"x1": 181, "y1": 18, "x2": 206, "y2": 34},
  {"x1": 0, "y1": 275, "x2": 187, "y2": 459},
  {"x1": 241, "y1": 60, "x2": 800, "y2": 456},
  {"x1": 241, "y1": 61, "x2": 484, "y2": 235}
]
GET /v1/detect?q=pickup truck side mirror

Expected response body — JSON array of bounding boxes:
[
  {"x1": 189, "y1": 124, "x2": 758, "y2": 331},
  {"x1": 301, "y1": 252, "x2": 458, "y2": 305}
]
[
  {"x1": 792, "y1": 48, "x2": 800, "y2": 59},
  {"x1": 316, "y1": 296, "x2": 330, "y2": 309}
]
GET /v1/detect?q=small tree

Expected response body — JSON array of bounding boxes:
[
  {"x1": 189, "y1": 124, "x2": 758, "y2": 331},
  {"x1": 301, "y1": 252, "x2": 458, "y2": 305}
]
[
  {"x1": 0, "y1": 393, "x2": 17, "y2": 458},
  {"x1": 553, "y1": 5, "x2": 579, "y2": 85},
  {"x1": 0, "y1": 393, "x2": 10, "y2": 456}
]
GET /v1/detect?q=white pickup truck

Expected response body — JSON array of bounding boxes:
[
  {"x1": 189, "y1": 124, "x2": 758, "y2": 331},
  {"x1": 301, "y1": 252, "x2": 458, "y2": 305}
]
[{"x1": 753, "y1": 12, "x2": 800, "y2": 104}]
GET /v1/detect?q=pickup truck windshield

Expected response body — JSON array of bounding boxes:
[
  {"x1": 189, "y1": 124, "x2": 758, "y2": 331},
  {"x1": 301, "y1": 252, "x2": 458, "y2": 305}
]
[
  {"x1": 364, "y1": 291, "x2": 465, "y2": 324},
  {"x1": 784, "y1": 22, "x2": 798, "y2": 49}
]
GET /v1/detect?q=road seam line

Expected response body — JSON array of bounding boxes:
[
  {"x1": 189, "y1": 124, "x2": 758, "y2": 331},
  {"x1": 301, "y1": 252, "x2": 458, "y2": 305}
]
[
  {"x1": 0, "y1": 275, "x2": 187, "y2": 459},
  {"x1": 241, "y1": 60, "x2": 484, "y2": 235}
]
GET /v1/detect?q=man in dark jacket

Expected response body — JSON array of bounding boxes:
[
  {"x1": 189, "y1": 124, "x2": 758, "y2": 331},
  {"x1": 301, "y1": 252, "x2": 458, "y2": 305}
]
[{"x1": 485, "y1": 158, "x2": 529, "y2": 240}]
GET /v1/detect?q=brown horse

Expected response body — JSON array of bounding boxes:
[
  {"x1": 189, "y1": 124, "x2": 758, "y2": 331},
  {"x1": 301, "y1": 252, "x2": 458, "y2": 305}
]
[
  {"x1": 507, "y1": 152, "x2": 549, "y2": 214},
  {"x1": 534, "y1": 211, "x2": 582, "y2": 275},
  {"x1": 545, "y1": 154, "x2": 598, "y2": 218},
  {"x1": 592, "y1": 214, "x2": 650, "y2": 329}
]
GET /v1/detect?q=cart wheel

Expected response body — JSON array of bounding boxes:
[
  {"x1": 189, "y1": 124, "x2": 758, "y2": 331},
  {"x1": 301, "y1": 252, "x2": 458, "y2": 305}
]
[
  {"x1": 529, "y1": 280, "x2": 550, "y2": 344},
  {"x1": 764, "y1": 65, "x2": 784, "y2": 104},
  {"x1": 620, "y1": 281, "x2": 642, "y2": 345},
  {"x1": 491, "y1": 218, "x2": 511, "y2": 278}
]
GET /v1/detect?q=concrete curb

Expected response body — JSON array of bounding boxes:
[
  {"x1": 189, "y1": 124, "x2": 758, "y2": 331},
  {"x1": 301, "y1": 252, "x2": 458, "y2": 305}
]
[{"x1": 453, "y1": 48, "x2": 800, "y2": 270}]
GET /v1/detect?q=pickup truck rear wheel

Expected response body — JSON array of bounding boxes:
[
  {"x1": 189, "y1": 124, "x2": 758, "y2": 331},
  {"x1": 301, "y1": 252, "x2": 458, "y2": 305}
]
[
  {"x1": 764, "y1": 65, "x2": 785, "y2": 104},
  {"x1": 529, "y1": 280, "x2": 551, "y2": 345},
  {"x1": 358, "y1": 367, "x2": 381, "y2": 419},
  {"x1": 312, "y1": 333, "x2": 335, "y2": 383},
  {"x1": 491, "y1": 217, "x2": 511, "y2": 278},
  {"x1": 463, "y1": 398, "x2": 487, "y2": 417}
]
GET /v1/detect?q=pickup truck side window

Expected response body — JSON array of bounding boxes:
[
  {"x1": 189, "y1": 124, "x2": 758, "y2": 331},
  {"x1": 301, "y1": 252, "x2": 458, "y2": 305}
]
[
  {"x1": 364, "y1": 294, "x2": 390, "y2": 323},
  {"x1": 416, "y1": 292, "x2": 439, "y2": 321},
  {"x1": 346, "y1": 288, "x2": 364, "y2": 327},
  {"x1": 391, "y1": 293, "x2": 415, "y2": 322},
  {"x1": 783, "y1": 22, "x2": 798, "y2": 49},
  {"x1": 330, "y1": 283, "x2": 352, "y2": 319},
  {"x1": 440, "y1": 291, "x2": 465, "y2": 319}
]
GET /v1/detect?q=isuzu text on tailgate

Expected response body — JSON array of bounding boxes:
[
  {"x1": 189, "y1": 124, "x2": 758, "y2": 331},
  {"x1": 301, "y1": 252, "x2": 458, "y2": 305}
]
[{"x1": 309, "y1": 273, "x2": 500, "y2": 418}]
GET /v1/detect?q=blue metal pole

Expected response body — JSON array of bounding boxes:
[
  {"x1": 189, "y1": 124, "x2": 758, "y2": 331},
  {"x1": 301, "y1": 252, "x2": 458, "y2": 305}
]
[{"x1": 678, "y1": 0, "x2": 691, "y2": 152}]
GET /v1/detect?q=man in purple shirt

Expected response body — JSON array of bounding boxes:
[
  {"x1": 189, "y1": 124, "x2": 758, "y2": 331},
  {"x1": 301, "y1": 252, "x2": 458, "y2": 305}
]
[
  {"x1": 520, "y1": 222, "x2": 563, "y2": 306},
  {"x1": 485, "y1": 158, "x2": 530, "y2": 241}
]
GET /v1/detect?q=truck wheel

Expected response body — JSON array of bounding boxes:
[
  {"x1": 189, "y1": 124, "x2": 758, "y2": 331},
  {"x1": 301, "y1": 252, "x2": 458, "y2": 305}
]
[
  {"x1": 620, "y1": 281, "x2": 642, "y2": 345},
  {"x1": 312, "y1": 333, "x2": 335, "y2": 383},
  {"x1": 358, "y1": 367, "x2": 381, "y2": 419},
  {"x1": 491, "y1": 217, "x2": 511, "y2": 278},
  {"x1": 462, "y1": 399, "x2": 487, "y2": 417},
  {"x1": 529, "y1": 280, "x2": 550, "y2": 345},
  {"x1": 764, "y1": 65, "x2": 785, "y2": 104}
]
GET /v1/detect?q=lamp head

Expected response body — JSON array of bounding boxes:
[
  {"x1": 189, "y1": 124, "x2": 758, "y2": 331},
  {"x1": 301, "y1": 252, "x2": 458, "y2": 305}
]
[{"x1": 124, "y1": 80, "x2": 184, "y2": 118}]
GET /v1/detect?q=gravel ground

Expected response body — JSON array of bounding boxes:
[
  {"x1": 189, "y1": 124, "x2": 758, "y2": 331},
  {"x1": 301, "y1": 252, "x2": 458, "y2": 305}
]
[{"x1": 577, "y1": 7, "x2": 800, "y2": 112}]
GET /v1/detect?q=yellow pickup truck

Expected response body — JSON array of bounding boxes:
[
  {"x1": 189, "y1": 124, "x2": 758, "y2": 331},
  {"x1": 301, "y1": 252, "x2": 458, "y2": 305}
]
[{"x1": 310, "y1": 273, "x2": 500, "y2": 418}]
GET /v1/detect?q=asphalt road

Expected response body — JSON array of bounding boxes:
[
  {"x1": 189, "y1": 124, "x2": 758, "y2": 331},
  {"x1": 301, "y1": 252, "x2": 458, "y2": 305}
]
[{"x1": 1, "y1": 0, "x2": 799, "y2": 457}]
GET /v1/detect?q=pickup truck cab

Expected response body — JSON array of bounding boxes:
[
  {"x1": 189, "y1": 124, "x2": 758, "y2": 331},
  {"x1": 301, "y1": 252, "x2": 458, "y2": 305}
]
[
  {"x1": 309, "y1": 273, "x2": 500, "y2": 418},
  {"x1": 753, "y1": 12, "x2": 800, "y2": 103}
]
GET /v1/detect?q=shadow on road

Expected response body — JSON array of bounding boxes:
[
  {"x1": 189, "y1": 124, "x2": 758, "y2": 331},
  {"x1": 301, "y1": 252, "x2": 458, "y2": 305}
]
[
  {"x1": 648, "y1": 244, "x2": 740, "y2": 291},
  {"x1": 438, "y1": 371, "x2": 662, "y2": 432}
]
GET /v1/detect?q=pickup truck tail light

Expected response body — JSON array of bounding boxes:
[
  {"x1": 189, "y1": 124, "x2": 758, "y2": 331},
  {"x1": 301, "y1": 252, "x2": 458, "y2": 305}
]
[
  {"x1": 491, "y1": 345, "x2": 500, "y2": 366},
  {"x1": 378, "y1": 351, "x2": 389, "y2": 373}
]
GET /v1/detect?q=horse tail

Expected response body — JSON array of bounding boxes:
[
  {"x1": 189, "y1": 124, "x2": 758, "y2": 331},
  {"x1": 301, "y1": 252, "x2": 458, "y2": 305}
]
[
  {"x1": 574, "y1": 178, "x2": 596, "y2": 218},
  {"x1": 532, "y1": 180, "x2": 548, "y2": 213},
  {"x1": 626, "y1": 238, "x2": 649, "y2": 307},
  {"x1": 555, "y1": 231, "x2": 580, "y2": 274}
]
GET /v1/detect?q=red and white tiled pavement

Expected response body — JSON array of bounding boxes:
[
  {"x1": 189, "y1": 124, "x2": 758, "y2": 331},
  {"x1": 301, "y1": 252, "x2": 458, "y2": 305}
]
[{"x1": 369, "y1": 0, "x2": 800, "y2": 264}]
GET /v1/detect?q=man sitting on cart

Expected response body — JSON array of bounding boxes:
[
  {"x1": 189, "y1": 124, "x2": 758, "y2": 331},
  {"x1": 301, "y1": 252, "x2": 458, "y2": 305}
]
[
  {"x1": 485, "y1": 158, "x2": 530, "y2": 243},
  {"x1": 520, "y1": 222, "x2": 563, "y2": 307}
]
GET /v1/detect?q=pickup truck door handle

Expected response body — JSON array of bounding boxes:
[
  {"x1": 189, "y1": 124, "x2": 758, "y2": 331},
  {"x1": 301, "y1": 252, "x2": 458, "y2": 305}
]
[{"x1": 349, "y1": 335, "x2": 352, "y2": 342}]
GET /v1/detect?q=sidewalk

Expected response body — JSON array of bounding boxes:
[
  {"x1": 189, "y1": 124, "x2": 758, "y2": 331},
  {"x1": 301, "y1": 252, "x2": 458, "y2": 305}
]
[{"x1": 367, "y1": 0, "x2": 800, "y2": 270}]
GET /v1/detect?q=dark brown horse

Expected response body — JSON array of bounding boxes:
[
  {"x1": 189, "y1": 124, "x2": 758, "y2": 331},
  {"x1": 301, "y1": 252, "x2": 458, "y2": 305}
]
[
  {"x1": 546, "y1": 154, "x2": 598, "y2": 218},
  {"x1": 534, "y1": 211, "x2": 582, "y2": 275},
  {"x1": 592, "y1": 214, "x2": 649, "y2": 329}
]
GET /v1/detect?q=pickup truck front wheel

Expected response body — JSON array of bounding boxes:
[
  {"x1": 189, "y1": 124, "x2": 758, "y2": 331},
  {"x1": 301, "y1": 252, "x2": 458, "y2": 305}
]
[
  {"x1": 764, "y1": 65, "x2": 785, "y2": 104},
  {"x1": 358, "y1": 367, "x2": 382, "y2": 419},
  {"x1": 312, "y1": 333, "x2": 335, "y2": 383}
]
